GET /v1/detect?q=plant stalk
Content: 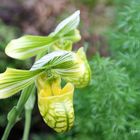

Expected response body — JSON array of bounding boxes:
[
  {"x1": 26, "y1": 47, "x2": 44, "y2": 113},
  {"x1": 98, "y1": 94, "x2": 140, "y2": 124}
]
[
  {"x1": 1, "y1": 84, "x2": 35, "y2": 140},
  {"x1": 22, "y1": 87, "x2": 36, "y2": 140},
  {"x1": 22, "y1": 109, "x2": 32, "y2": 140},
  {"x1": 1, "y1": 122, "x2": 14, "y2": 140}
]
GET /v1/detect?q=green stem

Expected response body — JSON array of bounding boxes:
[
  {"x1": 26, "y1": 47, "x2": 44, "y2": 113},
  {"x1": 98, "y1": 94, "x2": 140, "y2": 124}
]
[
  {"x1": 1, "y1": 84, "x2": 35, "y2": 140},
  {"x1": 22, "y1": 109, "x2": 32, "y2": 140},
  {"x1": 1, "y1": 122, "x2": 14, "y2": 140},
  {"x1": 21, "y1": 52, "x2": 45, "y2": 140},
  {"x1": 22, "y1": 85, "x2": 36, "y2": 140}
]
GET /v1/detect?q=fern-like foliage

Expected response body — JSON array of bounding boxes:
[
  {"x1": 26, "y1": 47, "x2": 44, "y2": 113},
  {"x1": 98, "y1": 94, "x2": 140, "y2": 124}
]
[
  {"x1": 109, "y1": 0, "x2": 140, "y2": 89},
  {"x1": 73, "y1": 55, "x2": 140, "y2": 140},
  {"x1": 107, "y1": 1, "x2": 140, "y2": 139}
]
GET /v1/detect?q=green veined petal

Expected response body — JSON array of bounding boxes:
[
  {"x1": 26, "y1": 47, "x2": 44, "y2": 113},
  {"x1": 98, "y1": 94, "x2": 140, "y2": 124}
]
[
  {"x1": 0, "y1": 68, "x2": 42, "y2": 99},
  {"x1": 53, "y1": 10, "x2": 80, "y2": 36},
  {"x1": 31, "y1": 50, "x2": 78, "y2": 71},
  {"x1": 37, "y1": 77, "x2": 74, "y2": 133},
  {"x1": 5, "y1": 35, "x2": 58, "y2": 60},
  {"x1": 31, "y1": 48, "x2": 90, "y2": 88},
  {"x1": 42, "y1": 94, "x2": 74, "y2": 133}
]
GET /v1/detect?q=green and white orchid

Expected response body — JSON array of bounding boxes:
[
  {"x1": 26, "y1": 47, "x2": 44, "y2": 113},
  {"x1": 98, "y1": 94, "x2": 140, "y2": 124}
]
[{"x1": 0, "y1": 10, "x2": 91, "y2": 140}]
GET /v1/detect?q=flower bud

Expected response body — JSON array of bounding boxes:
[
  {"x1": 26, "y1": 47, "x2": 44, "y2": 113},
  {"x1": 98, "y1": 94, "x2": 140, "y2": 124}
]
[{"x1": 37, "y1": 76, "x2": 74, "y2": 133}]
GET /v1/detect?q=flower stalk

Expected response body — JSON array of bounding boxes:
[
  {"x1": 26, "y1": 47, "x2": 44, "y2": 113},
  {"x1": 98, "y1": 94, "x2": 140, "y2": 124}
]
[
  {"x1": 2, "y1": 84, "x2": 35, "y2": 140},
  {"x1": 22, "y1": 109, "x2": 32, "y2": 140}
]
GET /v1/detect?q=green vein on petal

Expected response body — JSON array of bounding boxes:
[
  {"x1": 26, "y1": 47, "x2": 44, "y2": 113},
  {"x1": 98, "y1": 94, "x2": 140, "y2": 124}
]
[{"x1": 0, "y1": 68, "x2": 42, "y2": 99}]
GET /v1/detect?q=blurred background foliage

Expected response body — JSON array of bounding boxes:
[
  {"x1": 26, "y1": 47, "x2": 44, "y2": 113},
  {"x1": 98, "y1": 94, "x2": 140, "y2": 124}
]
[{"x1": 0, "y1": 0, "x2": 140, "y2": 140}]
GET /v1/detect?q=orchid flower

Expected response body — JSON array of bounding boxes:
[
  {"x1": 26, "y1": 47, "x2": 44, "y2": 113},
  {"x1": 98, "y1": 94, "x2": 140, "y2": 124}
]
[{"x1": 0, "y1": 10, "x2": 91, "y2": 140}]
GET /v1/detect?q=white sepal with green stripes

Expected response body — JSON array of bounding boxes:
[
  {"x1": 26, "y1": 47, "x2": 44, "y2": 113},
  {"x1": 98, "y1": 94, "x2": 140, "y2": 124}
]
[
  {"x1": 5, "y1": 35, "x2": 58, "y2": 60},
  {"x1": 0, "y1": 68, "x2": 42, "y2": 99},
  {"x1": 53, "y1": 10, "x2": 80, "y2": 36},
  {"x1": 31, "y1": 50, "x2": 77, "y2": 71}
]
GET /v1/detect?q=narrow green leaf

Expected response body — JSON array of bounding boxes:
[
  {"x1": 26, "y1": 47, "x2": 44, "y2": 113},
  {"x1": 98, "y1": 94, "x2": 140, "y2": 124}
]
[
  {"x1": 5, "y1": 35, "x2": 58, "y2": 60},
  {"x1": 53, "y1": 10, "x2": 80, "y2": 36},
  {"x1": 0, "y1": 68, "x2": 42, "y2": 99}
]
